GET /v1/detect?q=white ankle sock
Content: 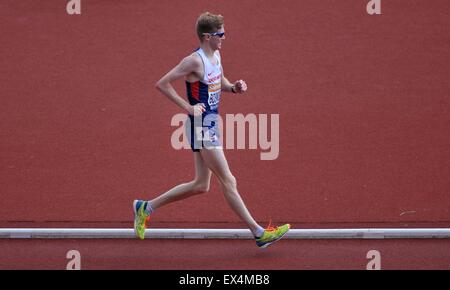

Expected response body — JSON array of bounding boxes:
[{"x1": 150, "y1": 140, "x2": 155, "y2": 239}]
[
  {"x1": 255, "y1": 226, "x2": 265, "y2": 238},
  {"x1": 144, "y1": 201, "x2": 154, "y2": 215}
]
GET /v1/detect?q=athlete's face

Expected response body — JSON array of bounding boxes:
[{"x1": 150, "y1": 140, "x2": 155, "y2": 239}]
[{"x1": 208, "y1": 26, "x2": 225, "y2": 51}]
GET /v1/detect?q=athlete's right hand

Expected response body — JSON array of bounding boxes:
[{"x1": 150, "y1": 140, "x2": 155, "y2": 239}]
[{"x1": 189, "y1": 103, "x2": 206, "y2": 116}]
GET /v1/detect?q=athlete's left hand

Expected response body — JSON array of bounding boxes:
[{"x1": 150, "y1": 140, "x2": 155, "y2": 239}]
[{"x1": 233, "y1": 80, "x2": 247, "y2": 94}]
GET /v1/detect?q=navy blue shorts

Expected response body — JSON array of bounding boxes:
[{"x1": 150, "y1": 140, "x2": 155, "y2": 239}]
[{"x1": 186, "y1": 115, "x2": 222, "y2": 152}]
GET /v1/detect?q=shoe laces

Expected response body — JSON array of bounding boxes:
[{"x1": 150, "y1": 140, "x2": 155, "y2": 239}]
[{"x1": 265, "y1": 219, "x2": 277, "y2": 232}]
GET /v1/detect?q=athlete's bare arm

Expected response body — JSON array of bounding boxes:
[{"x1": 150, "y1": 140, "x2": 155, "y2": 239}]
[
  {"x1": 221, "y1": 73, "x2": 234, "y2": 92},
  {"x1": 156, "y1": 54, "x2": 205, "y2": 116},
  {"x1": 221, "y1": 68, "x2": 247, "y2": 94}
]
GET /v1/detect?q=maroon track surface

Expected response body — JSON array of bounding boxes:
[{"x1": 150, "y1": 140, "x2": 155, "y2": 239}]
[
  {"x1": 0, "y1": 239, "x2": 449, "y2": 270},
  {"x1": 0, "y1": 0, "x2": 449, "y2": 269}
]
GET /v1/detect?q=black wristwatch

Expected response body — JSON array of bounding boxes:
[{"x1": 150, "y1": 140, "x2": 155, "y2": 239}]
[{"x1": 231, "y1": 86, "x2": 237, "y2": 94}]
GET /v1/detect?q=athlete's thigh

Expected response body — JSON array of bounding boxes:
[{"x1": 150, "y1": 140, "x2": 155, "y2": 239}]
[
  {"x1": 194, "y1": 151, "x2": 212, "y2": 183},
  {"x1": 198, "y1": 148, "x2": 233, "y2": 182}
]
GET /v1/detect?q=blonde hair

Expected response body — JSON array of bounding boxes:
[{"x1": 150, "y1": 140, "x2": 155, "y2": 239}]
[{"x1": 196, "y1": 12, "x2": 224, "y2": 41}]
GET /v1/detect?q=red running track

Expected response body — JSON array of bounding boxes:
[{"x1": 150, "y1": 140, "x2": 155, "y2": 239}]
[
  {"x1": 0, "y1": 1, "x2": 449, "y2": 269},
  {"x1": 0, "y1": 239, "x2": 449, "y2": 270}
]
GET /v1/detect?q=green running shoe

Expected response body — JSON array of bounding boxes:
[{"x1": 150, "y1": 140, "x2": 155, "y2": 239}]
[
  {"x1": 256, "y1": 224, "x2": 290, "y2": 248},
  {"x1": 133, "y1": 200, "x2": 150, "y2": 240}
]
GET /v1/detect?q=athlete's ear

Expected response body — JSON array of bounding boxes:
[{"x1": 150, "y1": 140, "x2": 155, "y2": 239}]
[{"x1": 202, "y1": 33, "x2": 211, "y2": 41}]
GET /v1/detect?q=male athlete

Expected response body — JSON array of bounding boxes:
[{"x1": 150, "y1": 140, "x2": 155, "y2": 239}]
[{"x1": 134, "y1": 12, "x2": 289, "y2": 248}]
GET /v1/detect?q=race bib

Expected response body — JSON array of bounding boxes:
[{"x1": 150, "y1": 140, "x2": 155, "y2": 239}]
[{"x1": 208, "y1": 82, "x2": 221, "y2": 110}]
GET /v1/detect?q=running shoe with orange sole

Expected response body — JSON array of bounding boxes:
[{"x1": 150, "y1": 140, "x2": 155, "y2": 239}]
[
  {"x1": 133, "y1": 200, "x2": 151, "y2": 240},
  {"x1": 256, "y1": 223, "x2": 291, "y2": 248}
]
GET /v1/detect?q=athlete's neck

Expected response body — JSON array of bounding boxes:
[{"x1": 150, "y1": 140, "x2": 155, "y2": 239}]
[{"x1": 199, "y1": 43, "x2": 216, "y2": 59}]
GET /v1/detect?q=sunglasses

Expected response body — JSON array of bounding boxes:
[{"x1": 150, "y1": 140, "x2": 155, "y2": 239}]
[{"x1": 205, "y1": 31, "x2": 225, "y2": 38}]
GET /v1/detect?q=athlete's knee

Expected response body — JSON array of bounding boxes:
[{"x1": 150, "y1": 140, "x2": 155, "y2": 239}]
[
  {"x1": 221, "y1": 174, "x2": 237, "y2": 191},
  {"x1": 191, "y1": 181, "x2": 210, "y2": 195}
]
